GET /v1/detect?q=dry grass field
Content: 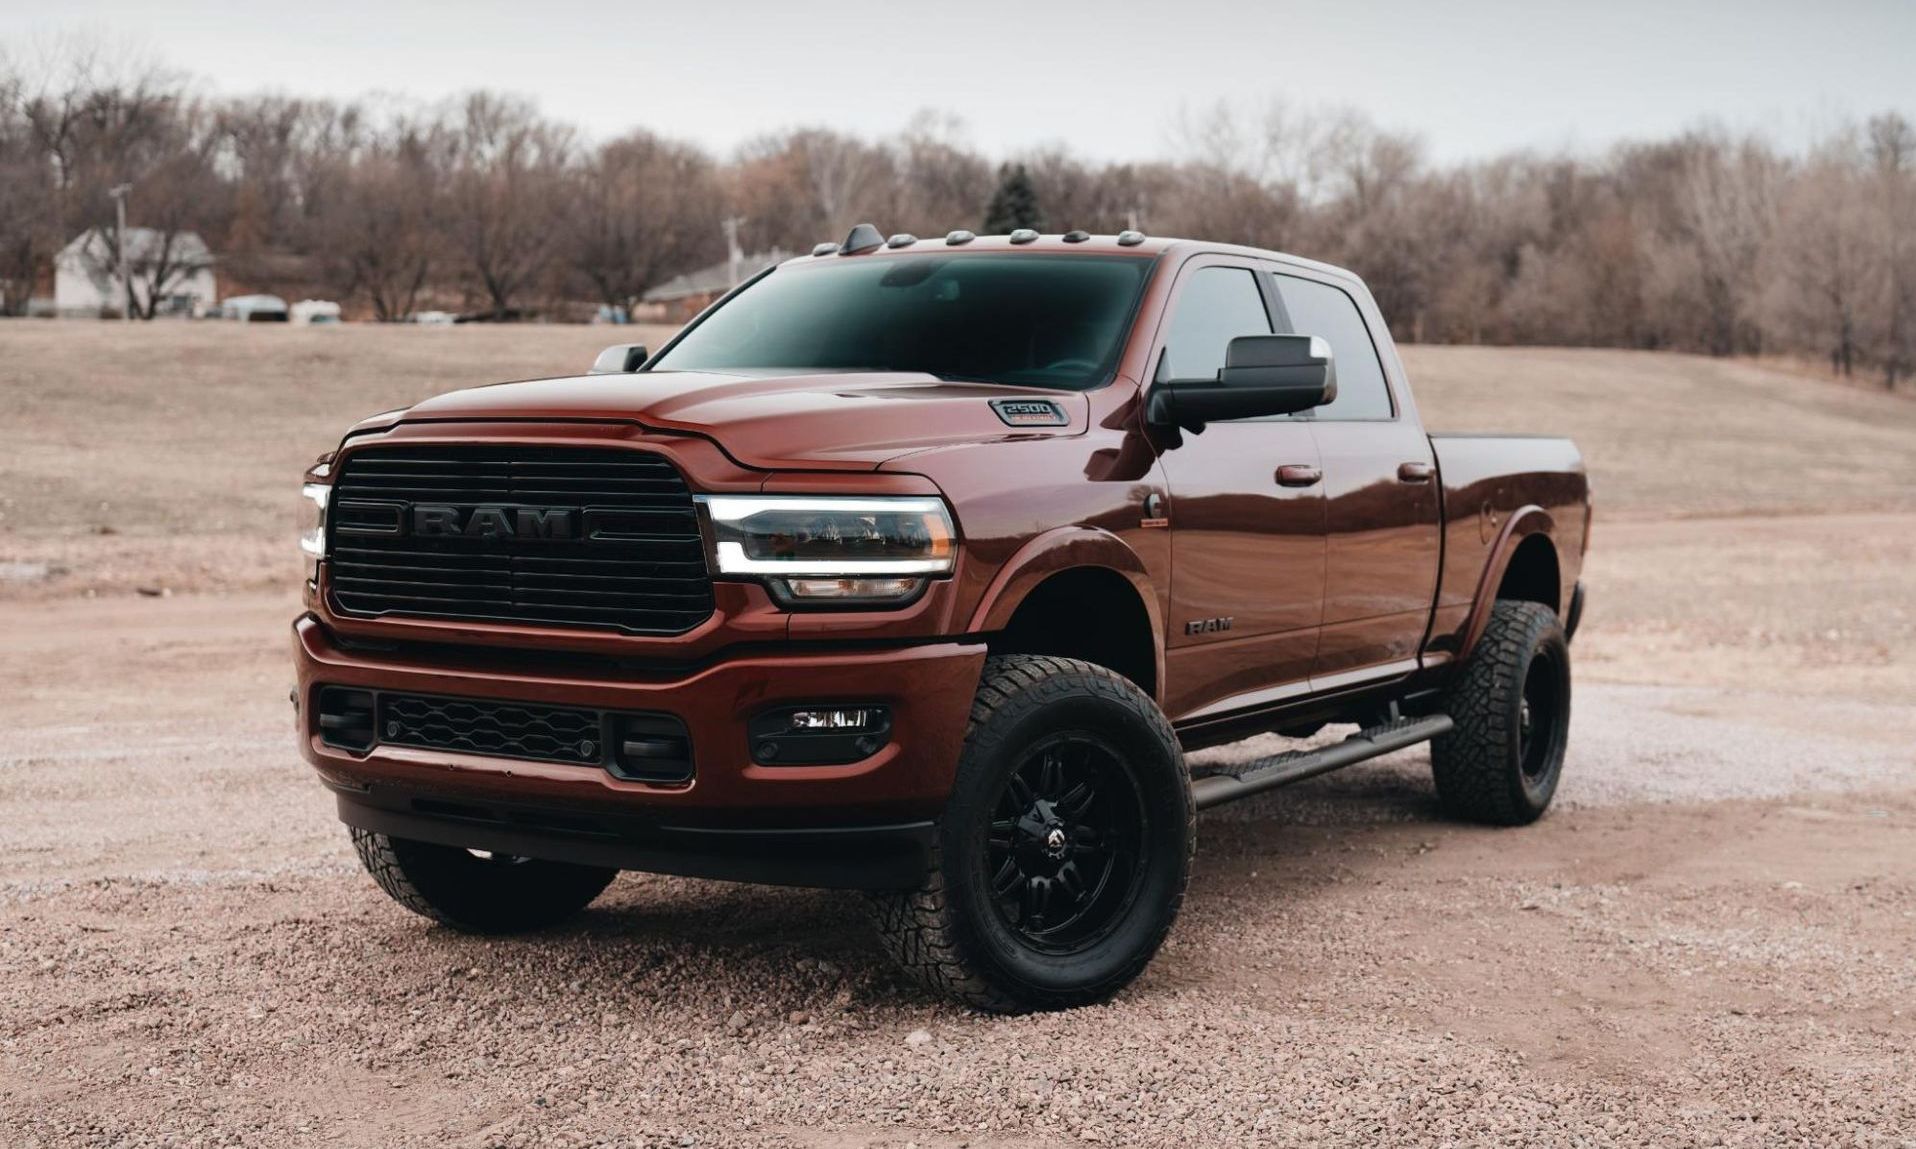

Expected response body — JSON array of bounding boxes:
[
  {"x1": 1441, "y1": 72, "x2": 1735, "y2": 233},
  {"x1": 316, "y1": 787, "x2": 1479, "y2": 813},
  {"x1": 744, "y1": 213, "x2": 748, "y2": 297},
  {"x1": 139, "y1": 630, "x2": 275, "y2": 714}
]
[{"x1": 2, "y1": 323, "x2": 1915, "y2": 1147}]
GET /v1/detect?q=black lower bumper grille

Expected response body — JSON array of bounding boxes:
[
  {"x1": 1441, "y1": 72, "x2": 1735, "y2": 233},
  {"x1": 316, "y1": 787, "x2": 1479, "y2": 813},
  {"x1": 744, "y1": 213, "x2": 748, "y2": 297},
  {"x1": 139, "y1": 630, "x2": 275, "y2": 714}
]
[
  {"x1": 316, "y1": 686, "x2": 694, "y2": 783},
  {"x1": 325, "y1": 445, "x2": 714, "y2": 634},
  {"x1": 383, "y1": 693, "x2": 602, "y2": 765}
]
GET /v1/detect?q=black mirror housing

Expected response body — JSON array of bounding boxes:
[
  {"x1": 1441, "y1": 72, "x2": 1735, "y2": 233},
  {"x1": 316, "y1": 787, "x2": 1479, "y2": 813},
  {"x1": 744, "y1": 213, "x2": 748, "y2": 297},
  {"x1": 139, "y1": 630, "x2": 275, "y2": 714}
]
[
  {"x1": 1148, "y1": 334, "x2": 1336, "y2": 430},
  {"x1": 589, "y1": 343, "x2": 650, "y2": 374}
]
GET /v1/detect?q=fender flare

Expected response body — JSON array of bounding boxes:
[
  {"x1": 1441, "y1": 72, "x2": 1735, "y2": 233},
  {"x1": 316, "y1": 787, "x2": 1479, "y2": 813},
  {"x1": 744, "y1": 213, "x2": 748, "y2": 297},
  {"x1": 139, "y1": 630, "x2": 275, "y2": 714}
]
[
  {"x1": 1453, "y1": 504, "x2": 1558, "y2": 664},
  {"x1": 966, "y1": 526, "x2": 1166, "y2": 700}
]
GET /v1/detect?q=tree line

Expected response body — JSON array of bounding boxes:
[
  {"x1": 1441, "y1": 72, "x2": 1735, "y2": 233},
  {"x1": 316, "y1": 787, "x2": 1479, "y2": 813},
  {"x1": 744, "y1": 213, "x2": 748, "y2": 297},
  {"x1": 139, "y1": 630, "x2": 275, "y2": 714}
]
[{"x1": 1, "y1": 45, "x2": 1912, "y2": 386}]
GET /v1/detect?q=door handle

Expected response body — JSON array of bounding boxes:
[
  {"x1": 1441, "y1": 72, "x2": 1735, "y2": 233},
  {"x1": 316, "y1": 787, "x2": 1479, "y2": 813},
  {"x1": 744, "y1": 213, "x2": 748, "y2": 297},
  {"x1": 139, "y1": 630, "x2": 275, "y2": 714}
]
[
  {"x1": 1275, "y1": 464, "x2": 1322, "y2": 488},
  {"x1": 1397, "y1": 461, "x2": 1434, "y2": 484}
]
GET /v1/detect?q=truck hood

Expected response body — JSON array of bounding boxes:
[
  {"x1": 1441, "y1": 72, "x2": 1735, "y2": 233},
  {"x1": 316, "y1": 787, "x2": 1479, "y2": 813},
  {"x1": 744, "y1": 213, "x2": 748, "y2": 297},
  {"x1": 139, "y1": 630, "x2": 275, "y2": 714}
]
[{"x1": 394, "y1": 369, "x2": 1088, "y2": 471}]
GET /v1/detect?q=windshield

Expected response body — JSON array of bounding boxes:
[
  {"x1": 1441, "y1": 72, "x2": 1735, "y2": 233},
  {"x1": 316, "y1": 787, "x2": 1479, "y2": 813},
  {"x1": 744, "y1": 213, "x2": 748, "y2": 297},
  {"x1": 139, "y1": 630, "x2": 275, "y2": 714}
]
[{"x1": 649, "y1": 253, "x2": 1154, "y2": 390}]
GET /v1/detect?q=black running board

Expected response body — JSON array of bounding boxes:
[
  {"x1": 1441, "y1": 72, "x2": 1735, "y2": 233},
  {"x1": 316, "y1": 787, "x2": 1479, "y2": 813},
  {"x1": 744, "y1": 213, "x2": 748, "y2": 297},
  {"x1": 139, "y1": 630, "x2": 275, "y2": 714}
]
[{"x1": 1190, "y1": 714, "x2": 1454, "y2": 811}]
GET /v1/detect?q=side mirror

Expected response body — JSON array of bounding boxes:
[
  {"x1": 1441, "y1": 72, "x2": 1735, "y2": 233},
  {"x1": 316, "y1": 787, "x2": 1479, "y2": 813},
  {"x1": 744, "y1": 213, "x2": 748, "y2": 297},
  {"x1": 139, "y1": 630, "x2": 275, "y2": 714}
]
[
  {"x1": 1147, "y1": 334, "x2": 1336, "y2": 430},
  {"x1": 589, "y1": 343, "x2": 649, "y2": 374}
]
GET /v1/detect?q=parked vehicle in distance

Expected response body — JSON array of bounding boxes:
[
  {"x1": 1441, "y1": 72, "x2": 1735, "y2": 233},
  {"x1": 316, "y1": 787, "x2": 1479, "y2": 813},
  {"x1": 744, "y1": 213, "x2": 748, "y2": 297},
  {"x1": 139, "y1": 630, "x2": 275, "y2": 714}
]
[
  {"x1": 221, "y1": 293, "x2": 288, "y2": 322},
  {"x1": 294, "y1": 225, "x2": 1589, "y2": 1011},
  {"x1": 291, "y1": 299, "x2": 342, "y2": 326}
]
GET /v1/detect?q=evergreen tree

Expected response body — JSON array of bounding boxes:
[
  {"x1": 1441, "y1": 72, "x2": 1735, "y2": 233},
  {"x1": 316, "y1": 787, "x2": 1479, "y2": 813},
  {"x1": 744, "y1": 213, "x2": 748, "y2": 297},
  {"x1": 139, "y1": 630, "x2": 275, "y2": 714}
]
[{"x1": 982, "y1": 163, "x2": 1045, "y2": 233}]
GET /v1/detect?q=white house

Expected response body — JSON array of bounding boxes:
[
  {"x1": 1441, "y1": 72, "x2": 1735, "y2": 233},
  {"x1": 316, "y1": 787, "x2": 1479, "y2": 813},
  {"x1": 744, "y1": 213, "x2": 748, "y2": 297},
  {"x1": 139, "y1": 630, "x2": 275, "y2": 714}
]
[{"x1": 54, "y1": 228, "x2": 217, "y2": 318}]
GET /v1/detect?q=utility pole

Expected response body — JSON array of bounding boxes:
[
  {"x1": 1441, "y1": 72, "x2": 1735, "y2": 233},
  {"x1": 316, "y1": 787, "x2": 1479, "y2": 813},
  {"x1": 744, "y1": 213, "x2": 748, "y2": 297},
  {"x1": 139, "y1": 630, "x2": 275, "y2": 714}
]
[
  {"x1": 722, "y1": 216, "x2": 745, "y2": 287},
  {"x1": 108, "y1": 183, "x2": 134, "y2": 322}
]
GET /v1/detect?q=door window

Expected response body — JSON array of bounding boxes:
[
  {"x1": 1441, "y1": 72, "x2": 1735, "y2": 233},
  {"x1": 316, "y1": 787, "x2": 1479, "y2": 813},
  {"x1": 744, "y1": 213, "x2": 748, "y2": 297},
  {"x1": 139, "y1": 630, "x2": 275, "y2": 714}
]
[
  {"x1": 1158, "y1": 267, "x2": 1271, "y2": 382},
  {"x1": 1273, "y1": 275, "x2": 1394, "y2": 420}
]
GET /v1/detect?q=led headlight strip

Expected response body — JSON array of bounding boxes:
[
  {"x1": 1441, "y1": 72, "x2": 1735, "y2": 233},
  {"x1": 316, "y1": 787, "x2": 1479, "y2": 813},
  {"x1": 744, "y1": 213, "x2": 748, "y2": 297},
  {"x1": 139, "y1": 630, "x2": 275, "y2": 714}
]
[{"x1": 698, "y1": 495, "x2": 956, "y2": 577}]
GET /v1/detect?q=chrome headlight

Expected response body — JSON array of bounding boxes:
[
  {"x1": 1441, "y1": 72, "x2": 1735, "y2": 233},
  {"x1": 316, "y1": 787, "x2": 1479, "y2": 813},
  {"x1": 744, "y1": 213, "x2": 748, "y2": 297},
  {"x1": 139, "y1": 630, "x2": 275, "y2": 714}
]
[
  {"x1": 699, "y1": 495, "x2": 955, "y2": 605},
  {"x1": 299, "y1": 457, "x2": 332, "y2": 582}
]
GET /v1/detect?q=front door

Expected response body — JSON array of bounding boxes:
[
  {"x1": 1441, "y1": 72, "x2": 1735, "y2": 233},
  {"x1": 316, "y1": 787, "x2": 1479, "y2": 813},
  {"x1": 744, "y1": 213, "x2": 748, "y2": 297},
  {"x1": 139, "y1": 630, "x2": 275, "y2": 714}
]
[{"x1": 1149, "y1": 260, "x2": 1327, "y2": 722}]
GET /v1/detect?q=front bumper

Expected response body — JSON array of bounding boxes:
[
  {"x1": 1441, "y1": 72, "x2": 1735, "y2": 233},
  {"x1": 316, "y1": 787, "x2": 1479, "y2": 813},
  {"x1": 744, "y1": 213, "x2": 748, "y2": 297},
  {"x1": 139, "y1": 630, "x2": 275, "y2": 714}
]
[
  {"x1": 334, "y1": 788, "x2": 938, "y2": 890},
  {"x1": 294, "y1": 614, "x2": 986, "y2": 883}
]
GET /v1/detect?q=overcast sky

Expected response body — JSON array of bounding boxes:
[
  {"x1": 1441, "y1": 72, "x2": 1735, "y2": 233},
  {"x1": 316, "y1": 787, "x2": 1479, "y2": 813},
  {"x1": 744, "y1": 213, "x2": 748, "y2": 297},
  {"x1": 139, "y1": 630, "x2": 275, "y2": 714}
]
[{"x1": 7, "y1": 0, "x2": 1914, "y2": 163}]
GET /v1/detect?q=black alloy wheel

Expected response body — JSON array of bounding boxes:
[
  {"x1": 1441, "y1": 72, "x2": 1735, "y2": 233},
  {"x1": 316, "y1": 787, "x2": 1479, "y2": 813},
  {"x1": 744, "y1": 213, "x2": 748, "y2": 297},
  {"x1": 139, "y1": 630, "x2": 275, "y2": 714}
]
[{"x1": 985, "y1": 734, "x2": 1149, "y2": 954}]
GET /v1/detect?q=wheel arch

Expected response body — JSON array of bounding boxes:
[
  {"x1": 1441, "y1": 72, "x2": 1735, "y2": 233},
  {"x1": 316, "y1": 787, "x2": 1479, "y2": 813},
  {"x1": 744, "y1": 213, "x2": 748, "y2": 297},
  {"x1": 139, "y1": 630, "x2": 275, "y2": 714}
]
[
  {"x1": 968, "y1": 527, "x2": 1165, "y2": 703},
  {"x1": 1454, "y1": 506, "x2": 1562, "y2": 664}
]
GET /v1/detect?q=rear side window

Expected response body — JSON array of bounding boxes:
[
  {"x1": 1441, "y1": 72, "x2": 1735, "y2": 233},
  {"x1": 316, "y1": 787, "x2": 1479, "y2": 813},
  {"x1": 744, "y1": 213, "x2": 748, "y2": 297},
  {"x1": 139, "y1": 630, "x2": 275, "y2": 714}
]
[
  {"x1": 1273, "y1": 275, "x2": 1394, "y2": 420},
  {"x1": 1158, "y1": 267, "x2": 1271, "y2": 382}
]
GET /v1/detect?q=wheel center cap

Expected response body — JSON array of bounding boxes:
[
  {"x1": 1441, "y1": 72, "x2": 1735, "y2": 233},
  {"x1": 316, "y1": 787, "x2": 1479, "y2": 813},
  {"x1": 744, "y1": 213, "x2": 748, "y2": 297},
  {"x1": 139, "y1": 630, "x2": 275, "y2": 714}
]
[{"x1": 1044, "y1": 826, "x2": 1068, "y2": 857}]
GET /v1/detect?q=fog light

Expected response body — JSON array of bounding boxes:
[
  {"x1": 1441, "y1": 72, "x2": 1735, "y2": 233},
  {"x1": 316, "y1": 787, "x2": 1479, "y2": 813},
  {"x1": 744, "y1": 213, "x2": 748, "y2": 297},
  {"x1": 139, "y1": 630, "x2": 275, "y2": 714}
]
[
  {"x1": 788, "y1": 708, "x2": 883, "y2": 731},
  {"x1": 750, "y1": 704, "x2": 892, "y2": 766}
]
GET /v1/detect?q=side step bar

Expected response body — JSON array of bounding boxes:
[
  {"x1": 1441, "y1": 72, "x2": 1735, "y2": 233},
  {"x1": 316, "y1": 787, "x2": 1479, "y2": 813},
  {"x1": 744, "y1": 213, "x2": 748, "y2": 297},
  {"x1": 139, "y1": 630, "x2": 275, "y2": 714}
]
[{"x1": 1190, "y1": 714, "x2": 1454, "y2": 811}]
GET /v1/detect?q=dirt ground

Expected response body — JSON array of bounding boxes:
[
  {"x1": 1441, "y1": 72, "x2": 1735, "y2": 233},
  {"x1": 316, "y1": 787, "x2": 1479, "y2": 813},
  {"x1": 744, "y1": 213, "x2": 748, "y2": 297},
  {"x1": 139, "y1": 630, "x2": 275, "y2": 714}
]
[{"x1": 2, "y1": 325, "x2": 1914, "y2": 1147}]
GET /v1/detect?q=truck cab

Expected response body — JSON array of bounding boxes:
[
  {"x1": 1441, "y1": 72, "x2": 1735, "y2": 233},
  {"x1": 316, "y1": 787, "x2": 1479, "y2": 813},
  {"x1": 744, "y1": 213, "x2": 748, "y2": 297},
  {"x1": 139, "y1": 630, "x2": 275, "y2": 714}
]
[{"x1": 296, "y1": 226, "x2": 1588, "y2": 1011}]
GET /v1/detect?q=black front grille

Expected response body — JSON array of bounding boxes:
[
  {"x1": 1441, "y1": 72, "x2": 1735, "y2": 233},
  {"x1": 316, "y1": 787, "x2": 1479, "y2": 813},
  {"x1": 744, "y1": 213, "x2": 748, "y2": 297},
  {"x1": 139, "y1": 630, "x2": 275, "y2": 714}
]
[
  {"x1": 326, "y1": 445, "x2": 713, "y2": 634},
  {"x1": 317, "y1": 686, "x2": 695, "y2": 783}
]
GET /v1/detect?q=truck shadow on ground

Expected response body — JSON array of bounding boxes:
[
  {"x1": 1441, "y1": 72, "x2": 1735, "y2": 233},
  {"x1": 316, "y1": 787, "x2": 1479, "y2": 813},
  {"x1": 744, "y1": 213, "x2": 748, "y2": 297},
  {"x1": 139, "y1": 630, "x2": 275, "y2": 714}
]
[{"x1": 364, "y1": 761, "x2": 1451, "y2": 1012}]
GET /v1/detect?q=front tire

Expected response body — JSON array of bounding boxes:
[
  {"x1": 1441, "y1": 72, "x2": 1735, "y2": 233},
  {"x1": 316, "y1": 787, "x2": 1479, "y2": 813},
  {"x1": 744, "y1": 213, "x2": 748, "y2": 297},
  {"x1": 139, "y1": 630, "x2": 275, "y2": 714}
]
[
  {"x1": 351, "y1": 829, "x2": 618, "y2": 933},
  {"x1": 1430, "y1": 600, "x2": 1571, "y2": 825},
  {"x1": 870, "y1": 655, "x2": 1194, "y2": 1012}
]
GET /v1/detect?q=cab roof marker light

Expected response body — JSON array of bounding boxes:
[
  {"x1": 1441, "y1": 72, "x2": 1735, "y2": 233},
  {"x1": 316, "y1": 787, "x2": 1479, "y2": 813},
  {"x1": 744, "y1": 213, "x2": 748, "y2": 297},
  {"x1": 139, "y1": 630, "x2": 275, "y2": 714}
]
[
  {"x1": 886, "y1": 233, "x2": 918, "y2": 248},
  {"x1": 1116, "y1": 229, "x2": 1147, "y2": 246},
  {"x1": 945, "y1": 229, "x2": 976, "y2": 245},
  {"x1": 1008, "y1": 228, "x2": 1039, "y2": 244},
  {"x1": 1062, "y1": 230, "x2": 1091, "y2": 243},
  {"x1": 811, "y1": 242, "x2": 839, "y2": 256}
]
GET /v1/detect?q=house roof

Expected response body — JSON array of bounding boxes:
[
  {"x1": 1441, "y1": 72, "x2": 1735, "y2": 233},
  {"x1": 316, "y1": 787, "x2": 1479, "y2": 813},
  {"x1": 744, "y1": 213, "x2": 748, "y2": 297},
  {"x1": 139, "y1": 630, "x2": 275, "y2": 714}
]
[
  {"x1": 643, "y1": 250, "x2": 792, "y2": 302},
  {"x1": 59, "y1": 227, "x2": 213, "y2": 265}
]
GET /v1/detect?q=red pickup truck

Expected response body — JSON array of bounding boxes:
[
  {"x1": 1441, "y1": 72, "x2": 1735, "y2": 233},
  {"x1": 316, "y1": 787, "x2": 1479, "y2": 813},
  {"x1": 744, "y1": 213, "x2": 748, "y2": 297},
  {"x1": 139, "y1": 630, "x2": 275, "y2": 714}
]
[{"x1": 295, "y1": 226, "x2": 1588, "y2": 1012}]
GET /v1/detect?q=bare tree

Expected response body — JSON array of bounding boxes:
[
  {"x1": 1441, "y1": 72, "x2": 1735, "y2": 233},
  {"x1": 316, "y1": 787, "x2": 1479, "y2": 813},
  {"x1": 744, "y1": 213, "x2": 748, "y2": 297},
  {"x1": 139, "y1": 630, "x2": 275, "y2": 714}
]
[
  {"x1": 0, "y1": 61, "x2": 52, "y2": 313},
  {"x1": 1866, "y1": 113, "x2": 1916, "y2": 386},
  {"x1": 311, "y1": 116, "x2": 449, "y2": 321},
  {"x1": 732, "y1": 128, "x2": 897, "y2": 251},
  {"x1": 894, "y1": 111, "x2": 991, "y2": 234},
  {"x1": 1763, "y1": 139, "x2": 1871, "y2": 376},
  {"x1": 566, "y1": 130, "x2": 726, "y2": 313},
  {"x1": 444, "y1": 93, "x2": 571, "y2": 318}
]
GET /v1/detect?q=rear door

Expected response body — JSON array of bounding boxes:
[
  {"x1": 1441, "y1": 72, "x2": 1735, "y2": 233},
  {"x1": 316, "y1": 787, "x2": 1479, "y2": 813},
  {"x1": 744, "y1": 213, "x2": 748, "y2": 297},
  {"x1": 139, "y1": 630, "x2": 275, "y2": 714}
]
[
  {"x1": 1268, "y1": 269, "x2": 1441, "y2": 687},
  {"x1": 1148, "y1": 258, "x2": 1326, "y2": 721}
]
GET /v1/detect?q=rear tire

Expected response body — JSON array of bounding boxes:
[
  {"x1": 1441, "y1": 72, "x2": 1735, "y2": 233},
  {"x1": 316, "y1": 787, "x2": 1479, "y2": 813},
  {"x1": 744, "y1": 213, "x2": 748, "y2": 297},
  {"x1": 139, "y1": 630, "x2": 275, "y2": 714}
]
[
  {"x1": 869, "y1": 655, "x2": 1194, "y2": 1013},
  {"x1": 350, "y1": 828, "x2": 617, "y2": 933},
  {"x1": 1430, "y1": 600, "x2": 1571, "y2": 825}
]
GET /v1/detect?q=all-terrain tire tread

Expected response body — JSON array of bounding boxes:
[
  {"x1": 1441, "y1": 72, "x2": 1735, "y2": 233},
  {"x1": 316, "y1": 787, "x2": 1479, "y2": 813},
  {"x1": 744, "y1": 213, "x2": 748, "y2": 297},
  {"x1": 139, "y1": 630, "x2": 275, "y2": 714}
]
[
  {"x1": 350, "y1": 827, "x2": 616, "y2": 934},
  {"x1": 351, "y1": 826, "x2": 456, "y2": 924},
  {"x1": 869, "y1": 654, "x2": 1194, "y2": 1012},
  {"x1": 1430, "y1": 600, "x2": 1563, "y2": 825}
]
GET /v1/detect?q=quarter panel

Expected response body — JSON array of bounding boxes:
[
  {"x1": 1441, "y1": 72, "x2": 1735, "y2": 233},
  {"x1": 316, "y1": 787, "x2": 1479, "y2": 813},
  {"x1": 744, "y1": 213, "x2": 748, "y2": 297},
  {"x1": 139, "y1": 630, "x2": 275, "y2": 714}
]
[{"x1": 1426, "y1": 434, "x2": 1589, "y2": 660}]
